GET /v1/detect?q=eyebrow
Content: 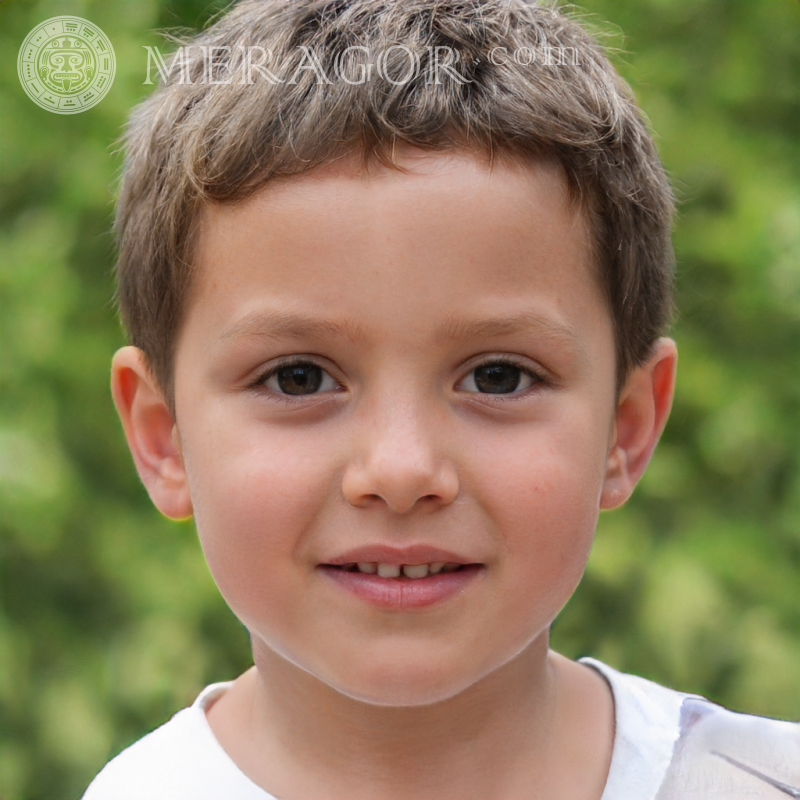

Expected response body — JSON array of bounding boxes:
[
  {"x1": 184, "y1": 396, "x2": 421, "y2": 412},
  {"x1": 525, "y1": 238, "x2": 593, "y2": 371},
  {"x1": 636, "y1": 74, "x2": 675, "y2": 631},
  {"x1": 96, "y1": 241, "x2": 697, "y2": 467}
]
[
  {"x1": 216, "y1": 308, "x2": 585, "y2": 358},
  {"x1": 434, "y1": 311, "x2": 587, "y2": 367},
  {"x1": 216, "y1": 310, "x2": 368, "y2": 346},
  {"x1": 434, "y1": 311, "x2": 582, "y2": 349}
]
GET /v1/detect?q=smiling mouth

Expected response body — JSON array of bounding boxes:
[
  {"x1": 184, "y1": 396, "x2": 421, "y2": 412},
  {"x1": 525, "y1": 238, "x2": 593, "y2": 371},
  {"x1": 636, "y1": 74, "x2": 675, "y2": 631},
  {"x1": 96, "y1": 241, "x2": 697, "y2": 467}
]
[
  {"x1": 327, "y1": 562, "x2": 469, "y2": 579},
  {"x1": 320, "y1": 560, "x2": 483, "y2": 608}
]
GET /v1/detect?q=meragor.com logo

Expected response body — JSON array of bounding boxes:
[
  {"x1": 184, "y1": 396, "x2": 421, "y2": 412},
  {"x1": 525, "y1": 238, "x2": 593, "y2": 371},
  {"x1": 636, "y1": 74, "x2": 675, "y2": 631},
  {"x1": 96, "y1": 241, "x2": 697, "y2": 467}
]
[{"x1": 17, "y1": 16, "x2": 115, "y2": 114}]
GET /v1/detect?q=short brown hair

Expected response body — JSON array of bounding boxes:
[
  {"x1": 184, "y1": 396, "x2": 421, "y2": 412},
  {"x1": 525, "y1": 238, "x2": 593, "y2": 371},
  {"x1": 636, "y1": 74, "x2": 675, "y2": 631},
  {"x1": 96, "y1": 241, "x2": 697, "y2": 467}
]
[{"x1": 116, "y1": 0, "x2": 674, "y2": 406}]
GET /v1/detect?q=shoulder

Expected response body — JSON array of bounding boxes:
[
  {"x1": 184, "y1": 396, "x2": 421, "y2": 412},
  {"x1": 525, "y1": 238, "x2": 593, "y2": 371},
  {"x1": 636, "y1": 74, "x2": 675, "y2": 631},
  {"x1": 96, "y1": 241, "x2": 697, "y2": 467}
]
[
  {"x1": 660, "y1": 696, "x2": 800, "y2": 798},
  {"x1": 580, "y1": 658, "x2": 800, "y2": 800},
  {"x1": 581, "y1": 658, "x2": 689, "y2": 800},
  {"x1": 81, "y1": 684, "x2": 275, "y2": 800}
]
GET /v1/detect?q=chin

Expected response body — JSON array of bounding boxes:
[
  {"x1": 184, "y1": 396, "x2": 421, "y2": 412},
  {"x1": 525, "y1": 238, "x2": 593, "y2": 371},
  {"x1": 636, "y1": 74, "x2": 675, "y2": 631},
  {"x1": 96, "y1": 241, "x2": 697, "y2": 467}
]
[
  {"x1": 322, "y1": 655, "x2": 493, "y2": 708},
  {"x1": 335, "y1": 679, "x2": 476, "y2": 708}
]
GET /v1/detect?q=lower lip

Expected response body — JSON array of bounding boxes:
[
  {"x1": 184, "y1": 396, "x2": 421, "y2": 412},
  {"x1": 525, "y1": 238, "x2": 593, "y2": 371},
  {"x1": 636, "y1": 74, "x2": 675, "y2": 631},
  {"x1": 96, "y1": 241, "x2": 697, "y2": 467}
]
[{"x1": 319, "y1": 565, "x2": 483, "y2": 609}]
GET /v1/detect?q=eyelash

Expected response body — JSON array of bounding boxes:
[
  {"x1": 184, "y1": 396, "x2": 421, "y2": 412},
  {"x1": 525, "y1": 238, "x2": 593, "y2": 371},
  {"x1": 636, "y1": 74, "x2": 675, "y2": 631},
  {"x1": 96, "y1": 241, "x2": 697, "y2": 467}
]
[
  {"x1": 459, "y1": 357, "x2": 548, "y2": 400},
  {"x1": 249, "y1": 357, "x2": 341, "y2": 402},
  {"x1": 249, "y1": 356, "x2": 548, "y2": 401}
]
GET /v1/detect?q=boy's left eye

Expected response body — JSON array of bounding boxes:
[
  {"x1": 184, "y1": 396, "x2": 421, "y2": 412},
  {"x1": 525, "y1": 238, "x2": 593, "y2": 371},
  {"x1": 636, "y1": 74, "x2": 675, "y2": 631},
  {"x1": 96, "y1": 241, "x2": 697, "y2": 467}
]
[{"x1": 459, "y1": 361, "x2": 538, "y2": 394}]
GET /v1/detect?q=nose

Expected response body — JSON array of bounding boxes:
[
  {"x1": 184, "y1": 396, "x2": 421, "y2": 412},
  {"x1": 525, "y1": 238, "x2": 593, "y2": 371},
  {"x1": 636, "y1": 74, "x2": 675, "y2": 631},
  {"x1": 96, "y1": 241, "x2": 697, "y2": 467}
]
[{"x1": 341, "y1": 399, "x2": 459, "y2": 514}]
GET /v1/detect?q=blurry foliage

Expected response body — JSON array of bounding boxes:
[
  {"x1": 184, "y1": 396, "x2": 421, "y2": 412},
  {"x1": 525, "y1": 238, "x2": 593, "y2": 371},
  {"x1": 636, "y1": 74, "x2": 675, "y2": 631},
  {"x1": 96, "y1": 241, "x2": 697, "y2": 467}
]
[{"x1": 0, "y1": 0, "x2": 798, "y2": 797}]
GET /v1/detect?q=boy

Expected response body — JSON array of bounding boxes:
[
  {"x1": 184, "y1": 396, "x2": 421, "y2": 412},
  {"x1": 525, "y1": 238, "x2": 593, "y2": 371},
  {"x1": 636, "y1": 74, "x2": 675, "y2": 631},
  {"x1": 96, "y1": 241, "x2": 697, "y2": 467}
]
[{"x1": 84, "y1": 0, "x2": 799, "y2": 797}]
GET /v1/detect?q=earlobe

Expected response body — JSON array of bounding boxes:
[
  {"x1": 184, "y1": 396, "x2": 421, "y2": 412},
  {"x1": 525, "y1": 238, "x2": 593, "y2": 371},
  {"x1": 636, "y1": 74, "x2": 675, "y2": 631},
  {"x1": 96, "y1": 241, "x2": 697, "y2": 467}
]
[
  {"x1": 600, "y1": 338, "x2": 677, "y2": 510},
  {"x1": 111, "y1": 346, "x2": 193, "y2": 520}
]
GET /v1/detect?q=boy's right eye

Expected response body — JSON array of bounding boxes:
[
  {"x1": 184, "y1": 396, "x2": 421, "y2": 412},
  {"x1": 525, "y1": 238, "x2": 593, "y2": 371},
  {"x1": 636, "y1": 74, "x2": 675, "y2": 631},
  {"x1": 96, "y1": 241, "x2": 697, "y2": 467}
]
[{"x1": 261, "y1": 361, "x2": 339, "y2": 396}]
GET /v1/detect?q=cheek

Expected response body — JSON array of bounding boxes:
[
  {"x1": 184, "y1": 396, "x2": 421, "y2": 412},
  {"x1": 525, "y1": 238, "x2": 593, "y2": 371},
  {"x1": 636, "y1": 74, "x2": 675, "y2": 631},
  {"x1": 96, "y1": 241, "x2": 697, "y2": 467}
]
[
  {"x1": 467, "y1": 418, "x2": 607, "y2": 577},
  {"x1": 183, "y1": 422, "x2": 335, "y2": 598}
]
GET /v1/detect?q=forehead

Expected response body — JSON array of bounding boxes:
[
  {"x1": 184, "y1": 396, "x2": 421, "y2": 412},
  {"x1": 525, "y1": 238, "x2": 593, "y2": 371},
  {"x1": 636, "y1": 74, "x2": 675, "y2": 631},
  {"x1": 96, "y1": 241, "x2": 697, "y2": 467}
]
[{"x1": 184, "y1": 149, "x2": 606, "y2": 357}]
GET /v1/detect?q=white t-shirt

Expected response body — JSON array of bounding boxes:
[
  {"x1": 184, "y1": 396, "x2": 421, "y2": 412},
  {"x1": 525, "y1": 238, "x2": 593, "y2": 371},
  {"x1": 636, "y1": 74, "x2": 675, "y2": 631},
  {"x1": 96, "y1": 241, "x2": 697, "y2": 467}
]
[{"x1": 82, "y1": 658, "x2": 800, "y2": 800}]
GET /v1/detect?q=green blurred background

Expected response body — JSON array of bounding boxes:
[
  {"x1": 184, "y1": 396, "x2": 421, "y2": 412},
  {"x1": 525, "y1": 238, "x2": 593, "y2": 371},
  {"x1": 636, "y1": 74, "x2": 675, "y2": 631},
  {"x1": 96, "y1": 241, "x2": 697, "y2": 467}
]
[{"x1": 1, "y1": 0, "x2": 798, "y2": 797}]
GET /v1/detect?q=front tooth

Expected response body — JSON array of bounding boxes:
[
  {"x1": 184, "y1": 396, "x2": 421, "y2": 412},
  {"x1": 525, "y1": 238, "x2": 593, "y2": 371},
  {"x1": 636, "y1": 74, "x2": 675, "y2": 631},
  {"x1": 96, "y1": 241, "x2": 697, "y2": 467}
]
[
  {"x1": 377, "y1": 563, "x2": 401, "y2": 578},
  {"x1": 357, "y1": 562, "x2": 377, "y2": 574},
  {"x1": 429, "y1": 562, "x2": 445, "y2": 575},
  {"x1": 402, "y1": 564, "x2": 429, "y2": 579}
]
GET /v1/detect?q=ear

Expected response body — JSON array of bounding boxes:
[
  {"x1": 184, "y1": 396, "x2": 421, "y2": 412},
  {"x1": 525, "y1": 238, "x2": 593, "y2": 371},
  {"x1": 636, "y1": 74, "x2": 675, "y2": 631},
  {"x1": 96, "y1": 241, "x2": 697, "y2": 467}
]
[
  {"x1": 110, "y1": 346, "x2": 193, "y2": 520},
  {"x1": 600, "y1": 338, "x2": 677, "y2": 510}
]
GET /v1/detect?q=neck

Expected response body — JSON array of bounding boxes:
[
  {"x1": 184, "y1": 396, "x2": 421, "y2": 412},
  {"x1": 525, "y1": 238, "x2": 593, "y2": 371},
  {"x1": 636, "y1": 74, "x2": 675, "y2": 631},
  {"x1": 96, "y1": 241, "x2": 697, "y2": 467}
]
[
  {"x1": 263, "y1": 635, "x2": 553, "y2": 796},
  {"x1": 207, "y1": 635, "x2": 613, "y2": 800}
]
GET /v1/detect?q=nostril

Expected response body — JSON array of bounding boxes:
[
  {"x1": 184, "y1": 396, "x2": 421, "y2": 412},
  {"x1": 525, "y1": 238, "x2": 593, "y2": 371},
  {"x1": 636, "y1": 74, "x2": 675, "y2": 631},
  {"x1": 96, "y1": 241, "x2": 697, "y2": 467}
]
[{"x1": 341, "y1": 458, "x2": 459, "y2": 513}]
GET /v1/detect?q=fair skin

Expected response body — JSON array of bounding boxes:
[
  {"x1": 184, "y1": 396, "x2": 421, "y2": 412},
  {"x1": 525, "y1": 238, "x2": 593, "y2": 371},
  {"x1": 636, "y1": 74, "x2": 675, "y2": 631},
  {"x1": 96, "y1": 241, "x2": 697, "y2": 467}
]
[{"x1": 112, "y1": 149, "x2": 677, "y2": 800}]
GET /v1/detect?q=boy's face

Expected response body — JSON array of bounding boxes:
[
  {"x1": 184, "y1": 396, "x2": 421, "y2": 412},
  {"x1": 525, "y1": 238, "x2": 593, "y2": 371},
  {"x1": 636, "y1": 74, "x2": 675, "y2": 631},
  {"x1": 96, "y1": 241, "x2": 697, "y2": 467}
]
[{"x1": 132, "y1": 150, "x2": 664, "y2": 705}]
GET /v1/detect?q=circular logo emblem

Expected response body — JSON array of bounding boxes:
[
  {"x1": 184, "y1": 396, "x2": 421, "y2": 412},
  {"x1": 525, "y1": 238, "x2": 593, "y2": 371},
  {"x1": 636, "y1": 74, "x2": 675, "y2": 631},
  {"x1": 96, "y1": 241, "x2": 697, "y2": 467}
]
[{"x1": 17, "y1": 16, "x2": 115, "y2": 114}]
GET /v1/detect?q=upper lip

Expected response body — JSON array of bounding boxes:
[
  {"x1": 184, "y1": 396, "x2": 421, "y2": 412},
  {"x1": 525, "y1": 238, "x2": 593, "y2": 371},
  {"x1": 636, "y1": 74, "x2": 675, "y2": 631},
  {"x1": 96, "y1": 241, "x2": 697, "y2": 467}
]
[{"x1": 323, "y1": 544, "x2": 478, "y2": 567}]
